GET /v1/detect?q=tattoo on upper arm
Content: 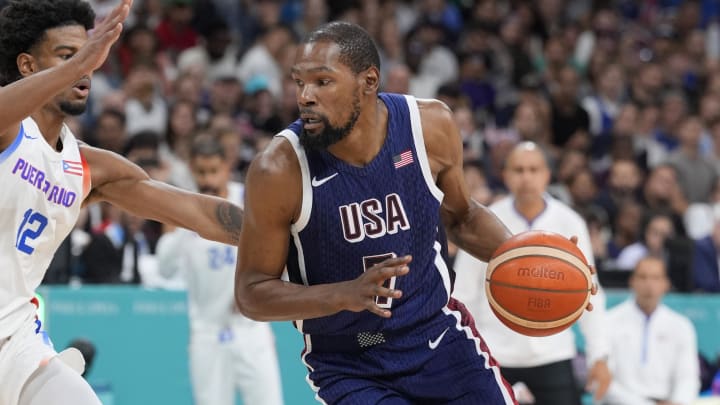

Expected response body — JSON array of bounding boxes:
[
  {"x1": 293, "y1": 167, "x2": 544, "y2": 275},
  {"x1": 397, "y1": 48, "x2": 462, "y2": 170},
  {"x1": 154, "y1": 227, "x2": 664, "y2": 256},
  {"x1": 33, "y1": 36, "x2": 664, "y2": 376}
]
[{"x1": 216, "y1": 202, "x2": 243, "y2": 243}]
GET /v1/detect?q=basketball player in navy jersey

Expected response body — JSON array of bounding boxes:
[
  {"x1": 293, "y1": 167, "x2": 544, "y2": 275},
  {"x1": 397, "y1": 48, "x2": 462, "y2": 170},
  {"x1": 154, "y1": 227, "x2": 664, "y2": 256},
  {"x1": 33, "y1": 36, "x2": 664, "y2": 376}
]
[{"x1": 235, "y1": 22, "x2": 527, "y2": 404}]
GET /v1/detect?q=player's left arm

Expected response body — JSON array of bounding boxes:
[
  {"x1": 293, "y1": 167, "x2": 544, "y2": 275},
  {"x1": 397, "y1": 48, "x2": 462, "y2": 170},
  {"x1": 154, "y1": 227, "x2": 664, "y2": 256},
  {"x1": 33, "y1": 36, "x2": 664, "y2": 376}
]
[
  {"x1": 418, "y1": 99, "x2": 511, "y2": 262},
  {"x1": 80, "y1": 145, "x2": 242, "y2": 245}
]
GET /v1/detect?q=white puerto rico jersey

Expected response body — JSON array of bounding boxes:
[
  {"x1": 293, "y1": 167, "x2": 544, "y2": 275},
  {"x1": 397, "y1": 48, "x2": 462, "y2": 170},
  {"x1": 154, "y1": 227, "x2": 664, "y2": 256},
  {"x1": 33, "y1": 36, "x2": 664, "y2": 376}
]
[{"x1": 0, "y1": 117, "x2": 90, "y2": 340}]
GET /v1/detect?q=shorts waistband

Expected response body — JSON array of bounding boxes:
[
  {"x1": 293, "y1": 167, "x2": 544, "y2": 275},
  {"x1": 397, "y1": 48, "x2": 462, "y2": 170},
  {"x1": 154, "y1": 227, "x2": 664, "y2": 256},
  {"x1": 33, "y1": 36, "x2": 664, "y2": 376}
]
[{"x1": 305, "y1": 324, "x2": 419, "y2": 354}]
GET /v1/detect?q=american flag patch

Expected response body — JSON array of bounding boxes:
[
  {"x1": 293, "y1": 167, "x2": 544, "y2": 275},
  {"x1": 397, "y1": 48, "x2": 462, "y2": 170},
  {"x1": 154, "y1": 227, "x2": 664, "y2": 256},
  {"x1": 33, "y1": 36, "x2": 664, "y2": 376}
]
[
  {"x1": 393, "y1": 150, "x2": 414, "y2": 169},
  {"x1": 62, "y1": 160, "x2": 83, "y2": 176}
]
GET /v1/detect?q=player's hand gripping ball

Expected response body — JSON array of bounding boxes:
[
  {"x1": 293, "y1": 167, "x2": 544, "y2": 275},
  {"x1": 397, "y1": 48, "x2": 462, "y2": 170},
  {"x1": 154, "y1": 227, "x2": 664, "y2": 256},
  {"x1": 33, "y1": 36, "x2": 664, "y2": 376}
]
[{"x1": 485, "y1": 230, "x2": 593, "y2": 337}]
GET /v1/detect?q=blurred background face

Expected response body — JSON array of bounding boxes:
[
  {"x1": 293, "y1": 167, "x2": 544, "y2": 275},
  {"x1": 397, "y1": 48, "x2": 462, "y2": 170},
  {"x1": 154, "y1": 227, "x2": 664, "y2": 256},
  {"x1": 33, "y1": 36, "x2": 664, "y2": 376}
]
[
  {"x1": 644, "y1": 215, "x2": 674, "y2": 253},
  {"x1": 503, "y1": 146, "x2": 551, "y2": 203},
  {"x1": 190, "y1": 154, "x2": 230, "y2": 197},
  {"x1": 630, "y1": 258, "x2": 670, "y2": 311}
]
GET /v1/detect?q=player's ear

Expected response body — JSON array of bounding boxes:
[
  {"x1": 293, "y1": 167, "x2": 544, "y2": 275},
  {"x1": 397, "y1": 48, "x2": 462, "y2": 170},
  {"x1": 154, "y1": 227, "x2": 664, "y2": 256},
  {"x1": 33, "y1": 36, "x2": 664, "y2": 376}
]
[
  {"x1": 17, "y1": 53, "x2": 37, "y2": 77},
  {"x1": 362, "y1": 66, "x2": 380, "y2": 94}
]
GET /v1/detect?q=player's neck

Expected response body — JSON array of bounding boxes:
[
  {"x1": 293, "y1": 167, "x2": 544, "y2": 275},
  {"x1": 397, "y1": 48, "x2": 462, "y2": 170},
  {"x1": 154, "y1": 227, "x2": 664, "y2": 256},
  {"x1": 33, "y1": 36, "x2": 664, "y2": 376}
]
[
  {"x1": 328, "y1": 98, "x2": 387, "y2": 166},
  {"x1": 31, "y1": 110, "x2": 66, "y2": 152}
]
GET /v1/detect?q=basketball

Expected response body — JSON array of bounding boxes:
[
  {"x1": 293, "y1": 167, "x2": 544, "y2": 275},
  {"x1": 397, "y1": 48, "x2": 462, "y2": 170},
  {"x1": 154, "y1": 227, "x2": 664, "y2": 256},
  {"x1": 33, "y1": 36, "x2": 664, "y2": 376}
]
[{"x1": 485, "y1": 230, "x2": 593, "y2": 337}]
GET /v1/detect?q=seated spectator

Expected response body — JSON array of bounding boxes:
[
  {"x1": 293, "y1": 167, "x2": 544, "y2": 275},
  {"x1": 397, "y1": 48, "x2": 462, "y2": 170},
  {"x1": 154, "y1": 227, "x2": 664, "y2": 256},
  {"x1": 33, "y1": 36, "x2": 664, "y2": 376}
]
[
  {"x1": 692, "y1": 213, "x2": 720, "y2": 292},
  {"x1": 603, "y1": 256, "x2": 700, "y2": 405},
  {"x1": 616, "y1": 210, "x2": 675, "y2": 270}
]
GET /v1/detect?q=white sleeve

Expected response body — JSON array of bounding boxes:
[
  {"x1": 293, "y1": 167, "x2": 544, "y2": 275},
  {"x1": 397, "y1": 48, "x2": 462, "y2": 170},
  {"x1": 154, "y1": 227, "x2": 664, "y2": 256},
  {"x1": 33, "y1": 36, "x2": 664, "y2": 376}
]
[
  {"x1": 155, "y1": 230, "x2": 189, "y2": 278},
  {"x1": 670, "y1": 320, "x2": 700, "y2": 405},
  {"x1": 574, "y1": 215, "x2": 610, "y2": 365},
  {"x1": 603, "y1": 382, "x2": 656, "y2": 405}
]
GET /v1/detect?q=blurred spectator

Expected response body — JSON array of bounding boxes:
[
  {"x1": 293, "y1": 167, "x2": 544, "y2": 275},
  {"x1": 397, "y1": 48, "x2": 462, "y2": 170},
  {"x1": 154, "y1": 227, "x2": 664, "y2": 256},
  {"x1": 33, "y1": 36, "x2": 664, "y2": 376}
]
[
  {"x1": 667, "y1": 116, "x2": 718, "y2": 203},
  {"x1": 691, "y1": 208, "x2": 720, "y2": 292},
  {"x1": 684, "y1": 178, "x2": 720, "y2": 240},
  {"x1": 155, "y1": 0, "x2": 199, "y2": 60},
  {"x1": 605, "y1": 199, "x2": 643, "y2": 267},
  {"x1": 454, "y1": 104, "x2": 483, "y2": 162},
  {"x1": 595, "y1": 158, "x2": 644, "y2": 226},
  {"x1": 124, "y1": 62, "x2": 169, "y2": 136},
  {"x1": 406, "y1": 20, "x2": 458, "y2": 98},
  {"x1": 616, "y1": 210, "x2": 676, "y2": 271},
  {"x1": 237, "y1": 24, "x2": 294, "y2": 100},
  {"x1": 581, "y1": 63, "x2": 625, "y2": 159},
  {"x1": 92, "y1": 108, "x2": 128, "y2": 154},
  {"x1": 549, "y1": 65, "x2": 591, "y2": 153},
  {"x1": 383, "y1": 63, "x2": 411, "y2": 94},
  {"x1": 641, "y1": 164, "x2": 688, "y2": 227},
  {"x1": 177, "y1": 18, "x2": 239, "y2": 86},
  {"x1": 79, "y1": 203, "x2": 152, "y2": 285},
  {"x1": 604, "y1": 256, "x2": 700, "y2": 405}
]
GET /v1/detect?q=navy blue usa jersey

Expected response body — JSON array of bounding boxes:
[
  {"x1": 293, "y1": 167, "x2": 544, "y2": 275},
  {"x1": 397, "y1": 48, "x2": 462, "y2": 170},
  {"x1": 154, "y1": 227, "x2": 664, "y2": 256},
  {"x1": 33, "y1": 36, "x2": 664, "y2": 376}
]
[{"x1": 278, "y1": 93, "x2": 453, "y2": 335}]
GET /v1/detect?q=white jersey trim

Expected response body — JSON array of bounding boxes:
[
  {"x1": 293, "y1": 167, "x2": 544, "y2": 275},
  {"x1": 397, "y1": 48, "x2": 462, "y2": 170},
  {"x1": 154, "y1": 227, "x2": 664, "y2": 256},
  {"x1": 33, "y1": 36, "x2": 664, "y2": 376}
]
[
  {"x1": 404, "y1": 95, "x2": 444, "y2": 203},
  {"x1": 275, "y1": 130, "x2": 311, "y2": 287}
]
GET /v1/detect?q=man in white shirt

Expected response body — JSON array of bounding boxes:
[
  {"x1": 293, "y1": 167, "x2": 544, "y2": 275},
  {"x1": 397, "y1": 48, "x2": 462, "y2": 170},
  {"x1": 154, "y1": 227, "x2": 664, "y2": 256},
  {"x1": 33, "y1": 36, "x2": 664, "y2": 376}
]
[
  {"x1": 603, "y1": 256, "x2": 699, "y2": 405},
  {"x1": 454, "y1": 141, "x2": 611, "y2": 404},
  {"x1": 156, "y1": 137, "x2": 283, "y2": 405}
]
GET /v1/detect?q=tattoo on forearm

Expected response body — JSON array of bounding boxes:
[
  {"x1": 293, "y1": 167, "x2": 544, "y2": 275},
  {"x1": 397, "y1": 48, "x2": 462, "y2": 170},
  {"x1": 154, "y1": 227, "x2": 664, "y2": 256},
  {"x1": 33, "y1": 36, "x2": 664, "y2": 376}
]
[{"x1": 215, "y1": 202, "x2": 243, "y2": 243}]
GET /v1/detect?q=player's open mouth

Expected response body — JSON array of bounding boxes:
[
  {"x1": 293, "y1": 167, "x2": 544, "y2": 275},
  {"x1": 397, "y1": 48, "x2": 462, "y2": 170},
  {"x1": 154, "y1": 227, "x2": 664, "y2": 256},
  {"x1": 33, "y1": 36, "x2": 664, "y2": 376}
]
[
  {"x1": 301, "y1": 115, "x2": 323, "y2": 130},
  {"x1": 72, "y1": 79, "x2": 91, "y2": 97}
]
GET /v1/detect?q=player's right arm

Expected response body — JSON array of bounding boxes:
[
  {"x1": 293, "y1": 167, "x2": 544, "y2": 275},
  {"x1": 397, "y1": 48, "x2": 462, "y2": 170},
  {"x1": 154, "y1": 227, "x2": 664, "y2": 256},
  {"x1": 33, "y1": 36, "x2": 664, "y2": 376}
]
[
  {"x1": 0, "y1": 0, "x2": 130, "y2": 147},
  {"x1": 234, "y1": 137, "x2": 409, "y2": 322}
]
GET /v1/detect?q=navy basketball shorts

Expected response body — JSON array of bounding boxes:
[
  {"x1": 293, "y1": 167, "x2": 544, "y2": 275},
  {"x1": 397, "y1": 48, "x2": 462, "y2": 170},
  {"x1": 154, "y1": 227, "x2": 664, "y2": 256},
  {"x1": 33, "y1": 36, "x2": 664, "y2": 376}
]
[{"x1": 302, "y1": 298, "x2": 517, "y2": 405}]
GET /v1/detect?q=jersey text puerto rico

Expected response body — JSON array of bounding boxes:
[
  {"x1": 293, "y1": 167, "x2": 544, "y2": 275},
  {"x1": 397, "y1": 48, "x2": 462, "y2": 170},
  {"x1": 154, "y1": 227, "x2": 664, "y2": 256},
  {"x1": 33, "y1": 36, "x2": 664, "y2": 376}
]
[{"x1": 12, "y1": 158, "x2": 77, "y2": 207}]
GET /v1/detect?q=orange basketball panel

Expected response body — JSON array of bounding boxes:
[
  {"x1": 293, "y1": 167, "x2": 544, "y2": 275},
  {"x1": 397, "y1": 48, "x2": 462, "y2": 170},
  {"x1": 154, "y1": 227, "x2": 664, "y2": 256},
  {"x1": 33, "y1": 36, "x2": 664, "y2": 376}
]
[
  {"x1": 488, "y1": 283, "x2": 589, "y2": 322},
  {"x1": 489, "y1": 255, "x2": 590, "y2": 291}
]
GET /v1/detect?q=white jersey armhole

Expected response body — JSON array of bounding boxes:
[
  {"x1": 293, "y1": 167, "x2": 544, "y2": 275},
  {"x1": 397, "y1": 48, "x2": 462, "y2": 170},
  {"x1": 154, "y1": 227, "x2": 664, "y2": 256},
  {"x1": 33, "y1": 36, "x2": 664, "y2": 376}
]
[{"x1": 404, "y1": 95, "x2": 444, "y2": 203}]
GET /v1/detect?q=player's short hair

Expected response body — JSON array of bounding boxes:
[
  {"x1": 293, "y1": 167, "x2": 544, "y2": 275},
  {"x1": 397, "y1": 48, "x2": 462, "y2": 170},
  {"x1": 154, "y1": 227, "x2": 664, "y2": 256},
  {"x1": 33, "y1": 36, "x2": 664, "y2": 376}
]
[
  {"x1": 304, "y1": 21, "x2": 381, "y2": 74},
  {"x1": 0, "y1": 0, "x2": 95, "y2": 85},
  {"x1": 191, "y1": 135, "x2": 226, "y2": 160}
]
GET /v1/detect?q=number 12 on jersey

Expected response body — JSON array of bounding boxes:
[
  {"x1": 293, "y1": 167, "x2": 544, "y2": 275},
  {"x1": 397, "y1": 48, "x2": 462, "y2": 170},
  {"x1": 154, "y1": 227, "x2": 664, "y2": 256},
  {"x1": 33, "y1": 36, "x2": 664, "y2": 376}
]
[
  {"x1": 362, "y1": 253, "x2": 397, "y2": 309},
  {"x1": 16, "y1": 208, "x2": 48, "y2": 255}
]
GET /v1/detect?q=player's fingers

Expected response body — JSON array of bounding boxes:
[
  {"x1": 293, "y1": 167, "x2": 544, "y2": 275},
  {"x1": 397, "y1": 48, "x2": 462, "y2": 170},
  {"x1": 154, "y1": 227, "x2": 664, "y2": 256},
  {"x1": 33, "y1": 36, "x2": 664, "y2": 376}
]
[
  {"x1": 98, "y1": 0, "x2": 131, "y2": 32},
  {"x1": 373, "y1": 285, "x2": 403, "y2": 300},
  {"x1": 588, "y1": 264, "x2": 597, "y2": 275},
  {"x1": 376, "y1": 255, "x2": 412, "y2": 268},
  {"x1": 585, "y1": 302, "x2": 594, "y2": 311},
  {"x1": 569, "y1": 235, "x2": 579, "y2": 244},
  {"x1": 368, "y1": 263, "x2": 409, "y2": 282},
  {"x1": 366, "y1": 303, "x2": 392, "y2": 318},
  {"x1": 591, "y1": 283, "x2": 598, "y2": 295}
]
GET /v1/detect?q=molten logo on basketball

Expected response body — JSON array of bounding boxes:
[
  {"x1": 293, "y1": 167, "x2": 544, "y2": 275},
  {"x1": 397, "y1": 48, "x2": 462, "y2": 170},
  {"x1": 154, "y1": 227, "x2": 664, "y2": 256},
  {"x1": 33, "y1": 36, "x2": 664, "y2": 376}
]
[{"x1": 517, "y1": 266, "x2": 565, "y2": 280}]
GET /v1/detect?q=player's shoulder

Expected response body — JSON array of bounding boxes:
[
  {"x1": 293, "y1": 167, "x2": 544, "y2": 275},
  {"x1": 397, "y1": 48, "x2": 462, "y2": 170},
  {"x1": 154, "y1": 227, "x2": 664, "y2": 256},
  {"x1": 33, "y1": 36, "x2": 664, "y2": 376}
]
[
  {"x1": 248, "y1": 134, "x2": 299, "y2": 177},
  {"x1": 415, "y1": 97, "x2": 454, "y2": 124}
]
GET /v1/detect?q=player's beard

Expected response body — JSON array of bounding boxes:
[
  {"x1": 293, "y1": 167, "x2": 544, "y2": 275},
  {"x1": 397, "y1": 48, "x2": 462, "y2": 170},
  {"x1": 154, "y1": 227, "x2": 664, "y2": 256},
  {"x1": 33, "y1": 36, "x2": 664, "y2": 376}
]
[
  {"x1": 59, "y1": 100, "x2": 88, "y2": 116},
  {"x1": 300, "y1": 93, "x2": 360, "y2": 151}
]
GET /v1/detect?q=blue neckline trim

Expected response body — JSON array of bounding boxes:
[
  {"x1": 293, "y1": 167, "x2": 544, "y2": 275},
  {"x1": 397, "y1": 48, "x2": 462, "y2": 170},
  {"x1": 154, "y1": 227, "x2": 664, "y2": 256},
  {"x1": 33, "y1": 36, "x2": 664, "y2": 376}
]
[{"x1": 0, "y1": 124, "x2": 24, "y2": 165}]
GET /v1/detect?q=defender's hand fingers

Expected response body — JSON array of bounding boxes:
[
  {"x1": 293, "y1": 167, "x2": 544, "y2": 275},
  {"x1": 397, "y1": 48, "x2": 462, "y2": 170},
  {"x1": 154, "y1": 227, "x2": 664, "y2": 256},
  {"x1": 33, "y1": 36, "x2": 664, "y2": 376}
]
[{"x1": 375, "y1": 255, "x2": 412, "y2": 268}]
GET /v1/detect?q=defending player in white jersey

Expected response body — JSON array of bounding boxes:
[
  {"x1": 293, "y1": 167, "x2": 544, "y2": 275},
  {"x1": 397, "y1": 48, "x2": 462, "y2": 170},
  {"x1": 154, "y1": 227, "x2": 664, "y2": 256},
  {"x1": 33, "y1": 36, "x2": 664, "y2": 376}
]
[
  {"x1": 0, "y1": 1, "x2": 243, "y2": 404},
  {"x1": 156, "y1": 137, "x2": 283, "y2": 405}
]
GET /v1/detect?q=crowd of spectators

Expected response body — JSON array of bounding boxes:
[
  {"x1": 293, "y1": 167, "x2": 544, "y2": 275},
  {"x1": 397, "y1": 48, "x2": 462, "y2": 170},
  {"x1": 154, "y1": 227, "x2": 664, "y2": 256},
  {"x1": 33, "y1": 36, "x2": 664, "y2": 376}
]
[{"x1": 24, "y1": 0, "x2": 720, "y2": 295}]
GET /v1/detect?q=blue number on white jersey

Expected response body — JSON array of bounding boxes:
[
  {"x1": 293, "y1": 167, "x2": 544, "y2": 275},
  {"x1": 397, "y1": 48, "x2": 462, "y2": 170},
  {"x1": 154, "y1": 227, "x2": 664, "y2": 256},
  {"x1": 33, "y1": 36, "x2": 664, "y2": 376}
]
[{"x1": 15, "y1": 208, "x2": 48, "y2": 255}]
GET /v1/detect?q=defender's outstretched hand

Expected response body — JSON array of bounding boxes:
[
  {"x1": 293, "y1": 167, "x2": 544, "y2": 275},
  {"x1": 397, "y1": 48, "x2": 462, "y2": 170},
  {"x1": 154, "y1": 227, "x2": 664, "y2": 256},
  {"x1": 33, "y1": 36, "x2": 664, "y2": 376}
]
[
  {"x1": 74, "y1": 0, "x2": 132, "y2": 74},
  {"x1": 339, "y1": 255, "x2": 411, "y2": 318}
]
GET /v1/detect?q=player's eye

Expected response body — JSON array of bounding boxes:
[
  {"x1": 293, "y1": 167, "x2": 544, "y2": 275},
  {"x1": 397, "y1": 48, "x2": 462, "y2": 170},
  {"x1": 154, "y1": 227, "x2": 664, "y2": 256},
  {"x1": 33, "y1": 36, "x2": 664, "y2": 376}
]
[{"x1": 318, "y1": 79, "x2": 331, "y2": 86}]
